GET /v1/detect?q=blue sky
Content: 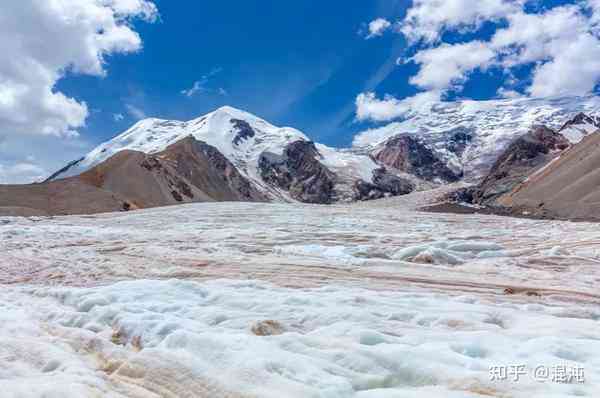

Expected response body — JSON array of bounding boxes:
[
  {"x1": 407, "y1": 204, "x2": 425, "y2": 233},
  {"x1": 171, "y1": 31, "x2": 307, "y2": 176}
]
[
  {"x1": 56, "y1": 1, "x2": 411, "y2": 148},
  {"x1": 1, "y1": 0, "x2": 600, "y2": 183}
]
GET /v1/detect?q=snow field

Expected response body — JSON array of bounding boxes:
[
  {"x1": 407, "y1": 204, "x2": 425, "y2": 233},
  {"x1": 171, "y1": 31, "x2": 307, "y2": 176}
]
[
  {"x1": 2, "y1": 200, "x2": 600, "y2": 396},
  {"x1": 3, "y1": 278, "x2": 599, "y2": 397}
]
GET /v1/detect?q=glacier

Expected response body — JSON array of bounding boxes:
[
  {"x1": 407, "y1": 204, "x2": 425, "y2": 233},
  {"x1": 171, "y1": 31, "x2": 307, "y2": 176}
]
[{"x1": 2, "y1": 190, "x2": 600, "y2": 397}]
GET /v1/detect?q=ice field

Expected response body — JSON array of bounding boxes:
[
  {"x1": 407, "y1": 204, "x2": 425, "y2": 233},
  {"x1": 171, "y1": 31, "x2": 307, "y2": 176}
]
[{"x1": 2, "y1": 193, "x2": 600, "y2": 397}]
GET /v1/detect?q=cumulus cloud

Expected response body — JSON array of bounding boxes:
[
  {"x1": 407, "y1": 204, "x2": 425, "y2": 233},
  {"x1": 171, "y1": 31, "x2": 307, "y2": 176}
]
[
  {"x1": 401, "y1": 0, "x2": 520, "y2": 43},
  {"x1": 0, "y1": 0, "x2": 157, "y2": 136},
  {"x1": 356, "y1": 91, "x2": 441, "y2": 121},
  {"x1": 365, "y1": 18, "x2": 392, "y2": 39},
  {"x1": 0, "y1": 0, "x2": 156, "y2": 182},
  {"x1": 356, "y1": 0, "x2": 600, "y2": 122},
  {"x1": 491, "y1": 5, "x2": 600, "y2": 97},
  {"x1": 409, "y1": 41, "x2": 495, "y2": 91}
]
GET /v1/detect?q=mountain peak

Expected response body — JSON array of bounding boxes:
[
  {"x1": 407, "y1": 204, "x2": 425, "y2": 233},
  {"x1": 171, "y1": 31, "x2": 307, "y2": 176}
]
[
  {"x1": 49, "y1": 105, "x2": 309, "y2": 182},
  {"x1": 213, "y1": 105, "x2": 246, "y2": 115},
  {"x1": 207, "y1": 105, "x2": 264, "y2": 123}
]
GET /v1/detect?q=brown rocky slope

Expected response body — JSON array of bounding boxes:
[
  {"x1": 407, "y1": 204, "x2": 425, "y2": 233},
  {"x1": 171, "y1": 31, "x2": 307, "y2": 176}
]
[
  {"x1": 0, "y1": 136, "x2": 266, "y2": 216},
  {"x1": 497, "y1": 131, "x2": 600, "y2": 220}
]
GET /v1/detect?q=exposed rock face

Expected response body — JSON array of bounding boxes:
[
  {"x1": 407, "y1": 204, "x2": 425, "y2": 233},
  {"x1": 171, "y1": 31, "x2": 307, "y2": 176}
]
[
  {"x1": 446, "y1": 128, "x2": 473, "y2": 157},
  {"x1": 559, "y1": 112, "x2": 600, "y2": 132},
  {"x1": 372, "y1": 134, "x2": 462, "y2": 183},
  {"x1": 259, "y1": 141, "x2": 336, "y2": 204},
  {"x1": 43, "y1": 157, "x2": 84, "y2": 183},
  {"x1": 496, "y1": 131, "x2": 600, "y2": 220},
  {"x1": 78, "y1": 149, "x2": 210, "y2": 209},
  {"x1": 353, "y1": 168, "x2": 415, "y2": 201},
  {"x1": 473, "y1": 125, "x2": 569, "y2": 206},
  {"x1": 231, "y1": 118, "x2": 255, "y2": 145},
  {"x1": 159, "y1": 136, "x2": 265, "y2": 202}
]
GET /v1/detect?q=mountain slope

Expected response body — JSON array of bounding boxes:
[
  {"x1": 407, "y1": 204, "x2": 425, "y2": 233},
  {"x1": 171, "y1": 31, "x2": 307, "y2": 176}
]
[
  {"x1": 50, "y1": 106, "x2": 414, "y2": 202},
  {"x1": 497, "y1": 131, "x2": 600, "y2": 220},
  {"x1": 472, "y1": 125, "x2": 569, "y2": 206},
  {"x1": 51, "y1": 106, "x2": 308, "y2": 192},
  {"x1": 0, "y1": 136, "x2": 266, "y2": 216},
  {"x1": 353, "y1": 95, "x2": 600, "y2": 180},
  {"x1": 45, "y1": 98, "x2": 600, "y2": 210},
  {"x1": 0, "y1": 179, "x2": 128, "y2": 216}
]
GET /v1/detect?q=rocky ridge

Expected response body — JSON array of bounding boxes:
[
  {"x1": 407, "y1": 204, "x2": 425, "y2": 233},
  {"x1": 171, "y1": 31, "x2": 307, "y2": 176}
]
[{"x1": 4, "y1": 99, "x2": 597, "y2": 216}]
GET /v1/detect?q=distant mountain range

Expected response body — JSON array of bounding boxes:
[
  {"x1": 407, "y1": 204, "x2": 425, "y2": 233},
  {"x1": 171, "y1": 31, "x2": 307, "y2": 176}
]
[{"x1": 1, "y1": 96, "x2": 599, "y2": 217}]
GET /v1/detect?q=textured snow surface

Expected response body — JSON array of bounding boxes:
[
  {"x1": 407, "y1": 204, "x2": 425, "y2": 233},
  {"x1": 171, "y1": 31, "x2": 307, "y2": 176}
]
[
  {"x1": 316, "y1": 144, "x2": 379, "y2": 184},
  {"x1": 3, "y1": 197, "x2": 600, "y2": 397},
  {"x1": 560, "y1": 120, "x2": 600, "y2": 143},
  {"x1": 353, "y1": 95, "x2": 600, "y2": 180}
]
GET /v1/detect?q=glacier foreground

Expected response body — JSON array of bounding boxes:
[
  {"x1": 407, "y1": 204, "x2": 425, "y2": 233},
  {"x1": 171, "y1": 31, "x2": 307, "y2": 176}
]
[{"x1": 2, "y1": 192, "x2": 600, "y2": 397}]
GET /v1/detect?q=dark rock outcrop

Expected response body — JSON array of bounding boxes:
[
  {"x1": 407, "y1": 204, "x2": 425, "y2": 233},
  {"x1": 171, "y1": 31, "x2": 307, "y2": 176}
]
[
  {"x1": 231, "y1": 118, "x2": 255, "y2": 145},
  {"x1": 496, "y1": 131, "x2": 600, "y2": 220},
  {"x1": 558, "y1": 112, "x2": 600, "y2": 133},
  {"x1": 353, "y1": 168, "x2": 415, "y2": 201},
  {"x1": 160, "y1": 136, "x2": 265, "y2": 202},
  {"x1": 446, "y1": 128, "x2": 473, "y2": 157},
  {"x1": 43, "y1": 157, "x2": 84, "y2": 183},
  {"x1": 372, "y1": 134, "x2": 461, "y2": 183},
  {"x1": 259, "y1": 140, "x2": 336, "y2": 204},
  {"x1": 472, "y1": 125, "x2": 569, "y2": 206}
]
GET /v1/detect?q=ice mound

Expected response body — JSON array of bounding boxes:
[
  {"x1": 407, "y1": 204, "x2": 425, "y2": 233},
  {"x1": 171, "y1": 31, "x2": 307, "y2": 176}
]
[
  {"x1": 3, "y1": 279, "x2": 599, "y2": 397},
  {"x1": 272, "y1": 244, "x2": 368, "y2": 265},
  {"x1": 393, "y1": 240, "x2": 507, "y2": 265}
]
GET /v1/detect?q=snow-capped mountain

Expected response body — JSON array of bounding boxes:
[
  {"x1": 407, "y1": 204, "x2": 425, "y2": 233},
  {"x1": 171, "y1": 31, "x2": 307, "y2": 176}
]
[
  {"x1": 353, "y1": 95, "x2": 600, "y2": 181},
  {"x1": 52, "y1": 106, "x2": 308, "y2": 191},
  {"x1": 51, "y1": 106, "x2": 391, "y2": 202},
  {"x1": 47, "y1": 96, "x2": 599, "y2": 207}
]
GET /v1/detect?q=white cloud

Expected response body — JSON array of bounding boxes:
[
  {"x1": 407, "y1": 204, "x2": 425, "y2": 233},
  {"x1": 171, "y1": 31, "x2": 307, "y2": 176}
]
[
  {"x1": 365, "y1": 18, "x2": 392, "y2": 39},
  {"x1": 409, "y1": 41, "x2": 495, "y2": 91},
  {"x1": 181, "y1": 67, "x2": 223, "y2": 98},
  {"x1": 0, "y1": 0, "x2": 156, "y2": 182},
  {"x1": 181, "y1": 81, "x2": 204, "y2": 98},
  {"x1": 356, "y1": 91, "x2": 441, "y2": 122},
  {"x1": 356, "y1": 0, "x2": 600, "y2": 122},
  {"x1": 113, "y1": 113, "x2": 125, "y2": 122},
  {"x1": 0, "y1": 132, "x2": 92, "y2": 184},
  {"x1": 588, "y1": 0, "x2": 600, "y2": 26},
  {"x1": 0, "y1": 162, "x2": 48, "y2": 184},
  {"x1": 0, "y1": 0, "x2": 157, "y2": 137},
  {"x1": 497, "y1": 87, "x2": 521, "y2": 98},
  {"x1": 125, "y1": 104, "x2": 147, "y2": 120},
  {"x1": 401, "y1": 0, "x2": 520, "y2": 43},
  {"x1": 490, "y1": 5, "x2": 600, "y2": 97}
]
